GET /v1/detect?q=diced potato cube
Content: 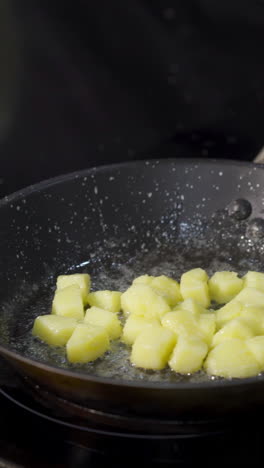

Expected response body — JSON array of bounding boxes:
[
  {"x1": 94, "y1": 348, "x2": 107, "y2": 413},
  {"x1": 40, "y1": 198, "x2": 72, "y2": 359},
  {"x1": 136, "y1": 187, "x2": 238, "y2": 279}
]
[
  {"x1": 211, "y1": 318, "x2": 255, "y2": 348},
  {"x1": 216, "y1": 301, "x2": 243, "y2": 329},
  {"x1": 173, "y1": 298, "x2": 207, "y2": 317},
  {"x1": 131, "y1": 325, "x2": 176, "y2": 370},
  {"x1": 87, "y1": 290, "x2": 121, "y2": 313},
  {"x1": 121, "y1": 284, "x2": 170, "y2": 320},
  {"x1": 208, "y1": 271, "x2": 243, "y2": 304},
  {"x1": 56, "y1": 274, "x2": 91, "y2": 304},
  {"x1": 180, "y1": 268, "x2": 210, "y2": 308},
  {"x1": 231, "y1": 287, "x2": 264, "y2": 308},
  {"x1": 32, "y1": 315, "x2": 77, "y2": 346},
  {"x1": 122, "y1": 315, "x2": 160, "y2": 345},
  {"x1": 66, "y1": 323, "x2": 109, "y2": 363},
  {"x1": 133, "y1": 275, "x2": 154, "y2": 285},
  {"x1": 181, "y1": 281, "x2": 210, "y2": 308},
  {"x1": 161, "y1": 310, "x2": 199, "y2": 339},
  {"x1": 198, "y1": 314, "x2": 216, "y2": 346},
  {"x1": 169, "y1": 336, "x2": 208, "y2": 374},
  {"x1": 216, "y1": 288, "x2": 264, "y2": 329},
  {"x1": 162, "y1": 309, "x2": 215, "y2": 345},
  {"x1": 240, "y1": 306, "x2": 264, "y2": 335},
  {"x1": 52, "y1": 284, "x2": 84, "y2": 320},
  {"x1": 150, "y1": 275, "x2": 182, "y2": 306},
  {"x1": 182, "y1": 268, "x2": 209, "y2": 282},
  {"x1": 246, "y1": 336, "x2": 264, "y2": 370},
  {"x1": 204, "y1": 339, "x2": 260, "y2": 378},
  {"x1": 133, "y1": 275, "x2": 182, "y2": 306},
  {"x1": 243, "y1": 271, "x2": 264, "y2": 292},
  {"x1": 84, "y1": 306, "x2": 122, "y2": 339}
]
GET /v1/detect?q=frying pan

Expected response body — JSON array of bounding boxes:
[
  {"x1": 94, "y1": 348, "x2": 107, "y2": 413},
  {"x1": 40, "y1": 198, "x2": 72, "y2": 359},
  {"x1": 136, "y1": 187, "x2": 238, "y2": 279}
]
[{"x1": 1, "y1": 158, "x2": 264, "y2": 420}]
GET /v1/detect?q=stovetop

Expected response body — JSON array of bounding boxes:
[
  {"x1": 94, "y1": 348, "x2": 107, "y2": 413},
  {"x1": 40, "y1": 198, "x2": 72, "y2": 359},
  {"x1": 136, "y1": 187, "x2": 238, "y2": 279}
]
[
  {"x1": 0, "y1": 358, "x2": 264, "y2": 468},
  {"x1": 0, "y1": 166, "x2": 264, "y2": 467},
  {"x1": 1, "y1": 152, "x2": 264, "y2": 466}
]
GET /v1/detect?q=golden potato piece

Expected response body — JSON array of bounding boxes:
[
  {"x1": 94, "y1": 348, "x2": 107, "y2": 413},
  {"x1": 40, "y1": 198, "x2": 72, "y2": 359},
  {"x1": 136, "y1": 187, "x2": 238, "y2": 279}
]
[
  {"x1": 133, "y1": 275, "x2": 154, "y2": 286},
  {"x1": 216, "y1": 301, "x2": 243, "y2": 329},
  {"x1": 198, "y1": 313, "x2": 216, "y2": 346},
  {"x1": 173, "y1": 298, "x2": 208, "y2": 317},
  {"x1": 56, "y1": 274, "x2": 90, "y2": 304},
  {"x1": 204, "y1": 339, "x2": 260, "y2": 378},
  {"x1": 240, "y1": 306, "x2": 264, "y2": 335},
  {"x1": 87, "y1": 290, "x2": 121, "y2": 313},
  {"x1": 180, "y1": 268, "x2": 210, "y2": 308},
  {"x1": 121, "y1": 284, "x2": 170, "y2": 320},
  {"x1": 209, "y1": 271, "x2": 243, "y2": 304},
  {"x1": 150, "y1": 275, "x2": 182, "y2": 306},
  {"x1": 52, "y1": 284, "x2": 84, "y2": 320},
  {"x1": 182, "y1": 268, "x2": 208, "y2": 282},
  {"x1": 211, "y1": 318, "x2": 255, "y2": 348},
  {"x1": 131, "y1": 325, "x2": 176, "y2": 370},
  {"x1": 122, "y1": 315, "x2": 160, "y2": 345},
  {"x1": 246, "y1": 336, "x2": 264, "y2": 370},
  {"x1": 216, "y1": 288, "x2": 264, "y2": 330},
  {"x1": 231, "y1": 287, "x2": 264, "y2": 308},
  {"x1": 161, "y1": 310, "x2": 199, "y2": 339},
  {"x1": 84, "y1": 306, "x2": 122, "y2": 339},
  {"x1": 243, "y1": 271, "x2": 264, "y2": 293},
  {"x1": 32, "y1": 315, "x2": 77, "y2": 346},
  {"x1": 169, "y1": 336, "x2": 208, "y2": 374},
  {"x1": 133, "y1": 275, "x2": 182, "y2": 306},
  {"x1": 66, "y1": 323, "x2": 109, "y2": 363}
]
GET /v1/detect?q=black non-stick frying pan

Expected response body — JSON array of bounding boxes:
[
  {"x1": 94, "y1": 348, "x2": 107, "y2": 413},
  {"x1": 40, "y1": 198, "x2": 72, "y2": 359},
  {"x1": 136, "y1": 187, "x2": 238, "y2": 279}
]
[{"x1": 1, "y1": 158, "x2": 264, "y2": 420}]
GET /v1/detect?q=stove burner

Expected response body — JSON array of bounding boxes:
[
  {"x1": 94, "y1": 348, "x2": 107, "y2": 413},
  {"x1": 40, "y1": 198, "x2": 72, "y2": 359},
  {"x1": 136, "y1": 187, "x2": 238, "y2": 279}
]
[
  {"x1": 1, "y1": 361, "x2": 264, "y2": 467},
  {"x1": 0, "y1": 384, "x2": 223, "y2": 439},
  {"x1": 1, "y1": 385, "x2": 263, "y2": 468}
]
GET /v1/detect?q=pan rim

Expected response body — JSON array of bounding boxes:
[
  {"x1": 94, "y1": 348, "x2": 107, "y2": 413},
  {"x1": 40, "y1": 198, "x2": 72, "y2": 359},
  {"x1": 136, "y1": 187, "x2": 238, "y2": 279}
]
[
  {"x1": 1, "y1": 340, "x2": 264, "y2": 390},
  {"x1": 1, "y1": 157, "x2": 263, "y2": 207},
  {"x1": 1, "y1": 156, "x2": 264, "y2": 390}
]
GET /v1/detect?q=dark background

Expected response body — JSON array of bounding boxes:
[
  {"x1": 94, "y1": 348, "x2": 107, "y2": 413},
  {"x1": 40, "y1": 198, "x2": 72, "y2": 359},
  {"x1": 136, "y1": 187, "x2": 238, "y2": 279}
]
[{"x1": 1, "y1": 0, "x2": 264, "y2": 197}]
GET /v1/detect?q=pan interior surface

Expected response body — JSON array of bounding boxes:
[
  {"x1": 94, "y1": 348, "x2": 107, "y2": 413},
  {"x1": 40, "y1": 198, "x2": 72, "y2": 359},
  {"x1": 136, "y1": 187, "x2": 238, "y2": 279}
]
[{"x1": 1, "y1": 159, "x2": 264, "y2": 385}]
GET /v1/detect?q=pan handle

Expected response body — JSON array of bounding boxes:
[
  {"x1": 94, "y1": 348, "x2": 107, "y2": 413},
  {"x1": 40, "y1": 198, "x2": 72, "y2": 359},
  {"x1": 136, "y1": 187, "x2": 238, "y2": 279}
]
[{"x1": 254, "y1": 147, "x2": 264, "y2": 163}]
